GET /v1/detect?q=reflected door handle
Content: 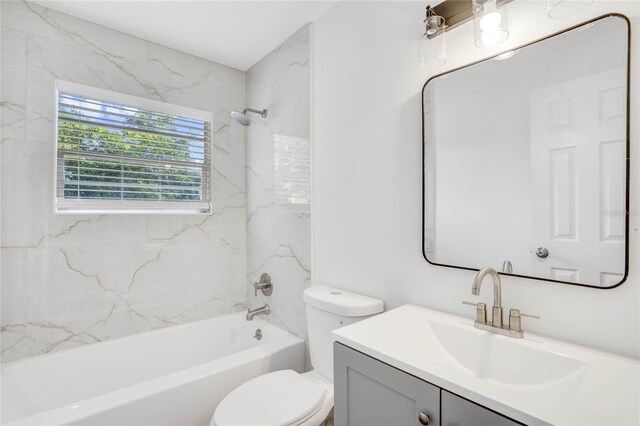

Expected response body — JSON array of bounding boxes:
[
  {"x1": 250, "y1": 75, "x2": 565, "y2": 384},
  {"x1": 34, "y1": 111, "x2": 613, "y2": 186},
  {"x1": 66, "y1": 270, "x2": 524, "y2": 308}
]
[{"x1": 535, "y1": 247, "x2": 549, "y2": 258}]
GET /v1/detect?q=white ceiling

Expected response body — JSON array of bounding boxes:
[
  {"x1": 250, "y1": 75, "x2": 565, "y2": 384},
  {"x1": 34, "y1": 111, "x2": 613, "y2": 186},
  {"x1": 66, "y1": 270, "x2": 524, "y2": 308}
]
[{"x1": 32, "y1": 1, "x2": 337, "y2": 71}]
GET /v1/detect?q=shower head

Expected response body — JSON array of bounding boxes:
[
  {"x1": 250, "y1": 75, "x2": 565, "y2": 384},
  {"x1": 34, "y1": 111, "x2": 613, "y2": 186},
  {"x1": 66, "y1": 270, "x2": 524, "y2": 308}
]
[
  {"x1": 231, "y1": 110, "x2": 250, "y2": 126},
  {"x1": 230, "y1": 108, "x2": 268, "y2": 126}
]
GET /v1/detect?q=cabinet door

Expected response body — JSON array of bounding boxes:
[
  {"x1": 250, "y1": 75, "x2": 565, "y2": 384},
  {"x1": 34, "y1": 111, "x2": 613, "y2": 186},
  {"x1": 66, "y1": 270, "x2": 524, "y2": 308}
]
[
  {"x1": 441, "y1": 390, "x2": 523, "y2": 426},
  {"x1": 334, "y1": 342, "x2": 440, "y2": 426}
]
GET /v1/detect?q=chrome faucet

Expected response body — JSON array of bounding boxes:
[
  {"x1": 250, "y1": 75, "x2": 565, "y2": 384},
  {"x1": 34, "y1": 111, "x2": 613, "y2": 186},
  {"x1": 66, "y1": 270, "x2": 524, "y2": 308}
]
[
  {"x1": 246, "y1": 304, "x2": 270, "y2": 321},
  {"x1": 464, "y1": 267, "x2": 539, "y2": 338},
  {"x1": 502, "y1": 260, "x2": 513, "y2": 273},
  {"x1": 472, "y1": 267, "x2": 503, "y2": 327}
]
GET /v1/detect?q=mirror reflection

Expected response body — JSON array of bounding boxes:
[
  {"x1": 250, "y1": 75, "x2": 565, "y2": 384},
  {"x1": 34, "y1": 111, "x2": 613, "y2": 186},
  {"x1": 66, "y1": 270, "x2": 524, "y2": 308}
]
[{"x1": 423, "y1": 15, "x2": 629, "y2": 288}]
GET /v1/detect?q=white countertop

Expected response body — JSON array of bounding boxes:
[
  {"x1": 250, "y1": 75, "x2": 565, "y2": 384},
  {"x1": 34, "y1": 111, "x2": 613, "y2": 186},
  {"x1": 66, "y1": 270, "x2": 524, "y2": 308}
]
[{"x1": 332, "y1": 304, "x2": 640, "y2": 426}]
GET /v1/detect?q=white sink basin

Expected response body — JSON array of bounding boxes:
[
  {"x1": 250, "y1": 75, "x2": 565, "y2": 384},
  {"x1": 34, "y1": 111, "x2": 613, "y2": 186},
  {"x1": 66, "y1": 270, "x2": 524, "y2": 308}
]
[
  {"x1": 427, "y1": 319, "x2": 585, "y2": 386},
  {"x1": 332, "y1": 304, "x2": 640, "y2": 426}
]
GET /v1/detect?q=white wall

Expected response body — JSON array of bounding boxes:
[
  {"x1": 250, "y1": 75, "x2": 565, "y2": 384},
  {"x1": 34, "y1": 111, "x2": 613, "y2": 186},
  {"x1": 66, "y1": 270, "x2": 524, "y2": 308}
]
[
  {"x1": 1, "y1": 2, "x2": 247, "y2": 362},
  {"x1": 312, "y1": 1, "x2": 640, "y2": 358}
]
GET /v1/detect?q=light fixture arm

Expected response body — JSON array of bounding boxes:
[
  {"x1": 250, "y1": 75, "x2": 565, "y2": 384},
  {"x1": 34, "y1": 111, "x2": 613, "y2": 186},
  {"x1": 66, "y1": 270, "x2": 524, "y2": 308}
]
[
  {"x1": 429, "y1": 0, "x2": 512, "y2": 34},
  {"x1": 424, "y1": 6, "x2": 446, "y2": 39}
]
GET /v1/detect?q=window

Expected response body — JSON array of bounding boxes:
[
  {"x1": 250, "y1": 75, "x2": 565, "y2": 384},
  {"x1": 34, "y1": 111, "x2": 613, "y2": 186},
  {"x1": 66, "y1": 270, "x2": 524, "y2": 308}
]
[{"x1": 55, "y1": 81, "x2": 212, "y2": 214}]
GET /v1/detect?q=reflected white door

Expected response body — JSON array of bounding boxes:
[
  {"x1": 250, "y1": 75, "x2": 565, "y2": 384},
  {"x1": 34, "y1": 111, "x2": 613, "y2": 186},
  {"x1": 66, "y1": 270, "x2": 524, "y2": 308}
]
[{"x1": 530, "y1": 67, "x2": 626, "y2": 286}]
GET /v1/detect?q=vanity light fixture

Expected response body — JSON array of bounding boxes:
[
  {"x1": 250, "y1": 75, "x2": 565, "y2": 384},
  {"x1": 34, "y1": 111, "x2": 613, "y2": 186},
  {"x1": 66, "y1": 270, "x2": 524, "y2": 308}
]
[
  {"x1": 473, "y1": 0, "x2": 509, "y2": 47},
  {"x1": 419, "y1": 6, "x2": 447, "y2": 69},
  {"x1": 424, "y1": 0, "x2": 512, "y2": 50},
  {"x1": 548, "y1": 0, "x2": 594, "y2": 19}
]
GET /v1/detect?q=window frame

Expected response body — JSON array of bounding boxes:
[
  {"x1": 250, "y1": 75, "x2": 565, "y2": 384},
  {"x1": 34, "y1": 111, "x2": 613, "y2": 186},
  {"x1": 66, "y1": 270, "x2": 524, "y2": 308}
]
[{"x1": 53, "y1": 80, "x2": 214, "y2": 215}]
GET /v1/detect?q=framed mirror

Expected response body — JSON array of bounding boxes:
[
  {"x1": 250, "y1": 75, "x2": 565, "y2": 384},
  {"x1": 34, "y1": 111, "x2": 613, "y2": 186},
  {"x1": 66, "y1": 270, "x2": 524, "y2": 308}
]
[{"x1": 422, "y1": 15, "x2": 630, "y2": 288}]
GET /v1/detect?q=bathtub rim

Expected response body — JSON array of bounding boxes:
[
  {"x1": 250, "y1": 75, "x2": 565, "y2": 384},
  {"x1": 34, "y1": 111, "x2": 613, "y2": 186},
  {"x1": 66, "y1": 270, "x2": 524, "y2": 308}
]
[
  {"x1": 2, "y1": 315, "x2": 303, "y2": 425},
  {"x1": 1, "y1": 310, "x2": 287, "y2": 368}
]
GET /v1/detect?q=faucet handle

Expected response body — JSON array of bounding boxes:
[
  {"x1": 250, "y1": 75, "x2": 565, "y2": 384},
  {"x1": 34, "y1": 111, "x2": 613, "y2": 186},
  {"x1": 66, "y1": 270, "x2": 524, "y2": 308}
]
[
  {"x1": 508, "y1": 309, "x2": 539, "y2": 333},
  {"x1": 463, "y1": 301, "x2": 487, "y2": 324},
  {"x1": 510, "y1": 309, "x2": 539, "y2": 320},
  {"x1": 253, "y1": 273, "x2": 273, "y2": 297}
]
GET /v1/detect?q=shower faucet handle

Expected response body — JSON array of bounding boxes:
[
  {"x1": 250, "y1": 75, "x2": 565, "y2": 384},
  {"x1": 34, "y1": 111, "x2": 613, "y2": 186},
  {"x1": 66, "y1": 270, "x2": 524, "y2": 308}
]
[{"x1": 254, "y1": 273, "x2": 273, "y2": 297}]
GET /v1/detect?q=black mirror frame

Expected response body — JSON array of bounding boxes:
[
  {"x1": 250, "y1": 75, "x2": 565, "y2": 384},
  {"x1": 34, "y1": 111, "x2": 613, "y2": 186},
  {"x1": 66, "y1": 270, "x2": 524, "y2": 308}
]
[{"x1": 421, "y1": 14, "x2": 631, "y2": 290}]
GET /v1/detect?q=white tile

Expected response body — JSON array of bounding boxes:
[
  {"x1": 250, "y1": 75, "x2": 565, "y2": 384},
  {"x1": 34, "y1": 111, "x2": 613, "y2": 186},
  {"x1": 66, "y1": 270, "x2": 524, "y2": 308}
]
[
  {"x1": 0, "y1": 247, "x2": 124, "y2": 359},
  {"x1": 58, "y1": 242, "x2": 166, "y2": 293},
  {"x1": 26, "y1": 248, "x2": 118, "y2": 326},
  {"x1": 146, "y1": 216, "x2": 209, "y2": 242},
  {"x1": 1, "y1": 138, "x2": 55, "y2": 248},
  {"x1": 147, "y1": 42, "x2": 244, "y2": 92},
  {"x1": 122, "y1": 239, "x2": 244, "y2": 322},
  {"x1": 1, "y1": 27, "x2": 27, "y2": 140},
  {"x1": 212, "y1": 115, "x2": 246, "y2": 166},
  {"x1": 1, "y1": 326, "x2": 35, "y2": 362},
  {"x1": 245, "y1": 25, "x2": 311, "y2": 343},
  {"x1": 1, "y1": 2, "x2": 248, "y2": 361},
  {"x1": 212, "y1": 161, "x2": 246, "y2": 213},
  {"x1": 1, "y1": 248, "x2": 29, "y2": 325},
  {"x1": 1, "y1": 1, "x2": 148, "y2": 65},
  {"x1": 25, "y1": 35, "x2": 163, "y2": 143},
  {"x1": 247, "y1": 241, "x2": 310, "y2": 340}
]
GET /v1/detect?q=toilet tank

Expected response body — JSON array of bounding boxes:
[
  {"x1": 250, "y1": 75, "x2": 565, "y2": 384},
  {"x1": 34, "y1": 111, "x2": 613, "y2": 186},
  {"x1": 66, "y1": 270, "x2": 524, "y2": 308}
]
[{"x1": 303, "y1": 286, "x2": 384, "y2": 381}]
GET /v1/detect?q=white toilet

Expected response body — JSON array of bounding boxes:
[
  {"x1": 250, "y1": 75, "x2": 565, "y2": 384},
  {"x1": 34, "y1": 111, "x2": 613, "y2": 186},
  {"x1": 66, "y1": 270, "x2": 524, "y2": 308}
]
[{"x1": 211, "y1": 285, "x2": 384, "y2": 426}]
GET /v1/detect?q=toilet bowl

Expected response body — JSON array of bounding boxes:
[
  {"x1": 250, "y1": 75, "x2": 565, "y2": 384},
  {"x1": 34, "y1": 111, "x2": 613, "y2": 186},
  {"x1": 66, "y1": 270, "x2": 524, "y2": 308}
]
[
  {"x1": 213, "y1": 370, "x2": 333, "y2": 426},
  {"x1": 211, "y1": 285, "x2": 383, "y2": 426}
]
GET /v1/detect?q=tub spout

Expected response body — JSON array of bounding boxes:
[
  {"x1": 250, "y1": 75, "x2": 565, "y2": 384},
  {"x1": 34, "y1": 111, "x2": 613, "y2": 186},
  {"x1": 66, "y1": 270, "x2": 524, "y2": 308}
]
[{"x1": 246, "y1": 304, "x2": 270, "y2": 321}]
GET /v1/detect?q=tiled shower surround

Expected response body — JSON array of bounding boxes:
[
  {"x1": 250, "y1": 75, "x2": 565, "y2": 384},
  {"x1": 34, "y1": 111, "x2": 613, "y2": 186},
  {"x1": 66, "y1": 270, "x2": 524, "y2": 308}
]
[
  {"x1": 1, "y1": 1, "x2": 248, "y2": 362},
  {"x1": 245, "y1": 26, "x2": 311, "y2": 345}
]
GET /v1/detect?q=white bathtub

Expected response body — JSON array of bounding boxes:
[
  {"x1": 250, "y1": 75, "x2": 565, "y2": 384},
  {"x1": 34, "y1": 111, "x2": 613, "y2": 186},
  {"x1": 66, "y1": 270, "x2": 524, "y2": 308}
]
[{"x1": 1, "y1": 312, "x2": 304, "y2": 425}]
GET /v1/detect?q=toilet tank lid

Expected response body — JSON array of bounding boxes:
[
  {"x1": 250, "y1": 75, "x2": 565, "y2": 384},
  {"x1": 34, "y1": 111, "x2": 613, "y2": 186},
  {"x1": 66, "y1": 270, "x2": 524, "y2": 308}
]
[{"x1": 303, "y1": 285, "x2": 384, "y2": 317}]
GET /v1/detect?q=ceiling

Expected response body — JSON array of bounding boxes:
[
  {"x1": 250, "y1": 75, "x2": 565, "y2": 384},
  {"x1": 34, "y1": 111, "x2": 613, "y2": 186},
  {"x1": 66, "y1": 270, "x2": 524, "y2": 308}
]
[{"x1": 32, "y1": 1, "x2": 337, "y2": 71}]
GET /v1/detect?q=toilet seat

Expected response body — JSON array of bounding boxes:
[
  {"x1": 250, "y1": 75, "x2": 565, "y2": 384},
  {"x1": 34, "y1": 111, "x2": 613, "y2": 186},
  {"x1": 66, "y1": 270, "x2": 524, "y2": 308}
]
[{"x1": 213, "y1": 370, "x2": 329, "y2": 426}]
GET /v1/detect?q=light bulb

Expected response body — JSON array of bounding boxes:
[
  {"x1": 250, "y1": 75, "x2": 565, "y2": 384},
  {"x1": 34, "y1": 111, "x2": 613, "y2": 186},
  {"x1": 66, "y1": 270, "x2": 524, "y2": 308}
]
[
  {"x1": 480, "y1": 12, "x2": 501, "y2": 31},
  {"x1": 480, "y1": 30, "x2": 502, "y2": 47},
  {"x1": 473, "y1": 0, "x2": 509, "y2": 48},
  {"x1": 480, "y1": 1, "x2": 501, "y2": 31}
]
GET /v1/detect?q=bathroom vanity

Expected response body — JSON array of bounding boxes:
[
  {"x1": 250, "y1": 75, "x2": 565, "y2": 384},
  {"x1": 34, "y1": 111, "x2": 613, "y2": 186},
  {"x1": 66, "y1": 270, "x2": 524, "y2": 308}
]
[
  {"x1": 332, "y1": 305, "x2": 640, "y2": 426},
  {"x1": 334, "y1": 343, "x2": 521, "y2": 426}
]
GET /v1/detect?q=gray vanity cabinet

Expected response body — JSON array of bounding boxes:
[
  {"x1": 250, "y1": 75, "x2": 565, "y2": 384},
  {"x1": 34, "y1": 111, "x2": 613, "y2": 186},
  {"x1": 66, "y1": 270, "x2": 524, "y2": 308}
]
[
  {"x1": 441, "y1": 391, "x2": 520, "y2": 426},
  {"x1": 334, "y1": 343, "x2": 523, "y2": 426},
  {"x1": 334, "y1": 342, "x2": 440, "y2": 426}
]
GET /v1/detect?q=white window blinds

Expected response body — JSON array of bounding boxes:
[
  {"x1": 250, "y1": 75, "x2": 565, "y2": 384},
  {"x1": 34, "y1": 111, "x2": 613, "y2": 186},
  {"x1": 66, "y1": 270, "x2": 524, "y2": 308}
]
[{"x1": 55, "y1": 81, "x2": 212, "y2": 214}]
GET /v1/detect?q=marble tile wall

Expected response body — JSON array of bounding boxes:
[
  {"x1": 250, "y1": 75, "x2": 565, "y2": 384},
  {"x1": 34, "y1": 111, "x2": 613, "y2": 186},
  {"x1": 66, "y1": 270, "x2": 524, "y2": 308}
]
[
  {"x1": 1, "y1": 1, "x2": 247, "y2": 362},
  {"x1": 245, "y1": 25, "x2": 311, "y2": 355}
]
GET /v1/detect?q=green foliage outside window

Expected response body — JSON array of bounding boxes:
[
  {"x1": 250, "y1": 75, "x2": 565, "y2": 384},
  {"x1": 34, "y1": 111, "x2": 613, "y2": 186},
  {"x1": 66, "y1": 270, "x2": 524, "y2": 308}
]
[{"x1": 57, "y1": 109, "x2": 206, "y2": 202}]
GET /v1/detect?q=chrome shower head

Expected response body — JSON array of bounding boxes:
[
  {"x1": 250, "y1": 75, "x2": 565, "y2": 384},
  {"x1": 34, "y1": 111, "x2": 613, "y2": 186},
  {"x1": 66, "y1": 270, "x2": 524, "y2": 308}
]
[
  {"x1": 231, "y1": 110, "x2": 250, "y2": 126},
  {"x1": 230, "y1": 107, "x2": 268, "y2": 127}
]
